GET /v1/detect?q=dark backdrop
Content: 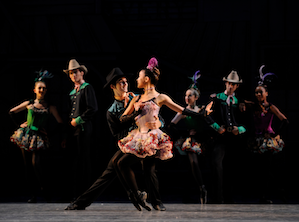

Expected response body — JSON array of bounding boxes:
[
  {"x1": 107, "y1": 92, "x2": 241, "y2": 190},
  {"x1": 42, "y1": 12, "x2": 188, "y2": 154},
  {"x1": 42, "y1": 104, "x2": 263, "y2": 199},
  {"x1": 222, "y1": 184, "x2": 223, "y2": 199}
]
[{"x1": 1, "y1": 0, "x2": 298, "y2": 203}]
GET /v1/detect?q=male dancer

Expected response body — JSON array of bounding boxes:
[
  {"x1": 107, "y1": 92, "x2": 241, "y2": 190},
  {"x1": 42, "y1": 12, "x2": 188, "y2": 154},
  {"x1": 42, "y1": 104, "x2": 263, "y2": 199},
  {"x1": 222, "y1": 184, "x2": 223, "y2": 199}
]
[
  {"x1": 65, "y1": 67, "x2": 165, "y2": 211},
  {"x1": 64, "y1": 59, "x2": 98, "y2": 198},
  {"x1": 205, "y1": 70, "x2": 246, "y2": 203}
]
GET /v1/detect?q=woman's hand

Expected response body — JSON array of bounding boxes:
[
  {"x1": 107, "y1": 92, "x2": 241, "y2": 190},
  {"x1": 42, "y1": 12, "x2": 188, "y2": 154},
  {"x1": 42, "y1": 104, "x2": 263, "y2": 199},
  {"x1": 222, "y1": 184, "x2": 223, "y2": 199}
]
[
  {"x1": 205, "y1": 102, "x2": 213, "y2": 115},
  {"x1": 124, "y1": 92, "x2": 136, "y2": 107},
  {"x1": 239, "y1": 102, "x2": 246, "y2": 112},
  {"x1": 20, "y1": 122, "x2": 28, "y2": 128},
  {"x1": 134, "y1": 100, "x2": 144, "y2": 112}
]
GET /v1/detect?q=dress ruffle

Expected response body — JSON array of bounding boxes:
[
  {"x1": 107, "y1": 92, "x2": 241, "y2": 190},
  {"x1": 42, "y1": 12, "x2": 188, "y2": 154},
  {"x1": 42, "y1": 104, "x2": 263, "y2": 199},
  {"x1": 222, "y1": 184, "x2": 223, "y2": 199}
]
[
  {"x1": 10, "y1": 127, "x2": 49, "y2": 152},
  {"x1": 249, "y1": 136, "x2": 284, "y2": 154},
  {"x1": 118, "y1": 128, "x2": 173, "y2": 160},
  {"x1": 174, "y1": 137, "x2": 202, "y2": 155}
]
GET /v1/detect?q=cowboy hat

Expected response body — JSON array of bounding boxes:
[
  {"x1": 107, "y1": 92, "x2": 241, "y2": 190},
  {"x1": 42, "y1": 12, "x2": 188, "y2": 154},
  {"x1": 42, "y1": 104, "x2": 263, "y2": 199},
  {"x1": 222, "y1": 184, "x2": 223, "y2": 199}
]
[
  {"x1": 223, "y1": 70, "x2": 242, "y2": 83},
  {"x1": 63, "y1": 59, "x2": 88, "y2": 74},
  {"x1": 103, "y1": 67, "x2": 132, "y2": 89}
]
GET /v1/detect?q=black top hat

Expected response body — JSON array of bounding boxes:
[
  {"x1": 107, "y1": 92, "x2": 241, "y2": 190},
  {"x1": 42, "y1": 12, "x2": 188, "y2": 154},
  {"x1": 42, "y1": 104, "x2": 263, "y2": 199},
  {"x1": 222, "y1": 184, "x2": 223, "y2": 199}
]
[{"x1": 103, "y1": 67, "x2": 132, "y2": 89}]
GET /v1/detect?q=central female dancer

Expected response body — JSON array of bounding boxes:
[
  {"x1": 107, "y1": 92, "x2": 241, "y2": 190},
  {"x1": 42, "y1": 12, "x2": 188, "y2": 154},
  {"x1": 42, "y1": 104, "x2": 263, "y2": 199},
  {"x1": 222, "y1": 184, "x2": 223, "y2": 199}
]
[{"x1": 116, "y1": 57, "x2": 203, "y2": 210}]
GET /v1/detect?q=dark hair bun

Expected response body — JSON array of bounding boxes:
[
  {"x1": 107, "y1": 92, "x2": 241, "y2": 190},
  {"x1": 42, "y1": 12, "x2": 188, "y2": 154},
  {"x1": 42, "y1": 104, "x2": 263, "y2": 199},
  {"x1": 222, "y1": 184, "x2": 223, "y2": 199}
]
[{"x1": 145, "y1": 57, "x2": 160, "y2": 85}]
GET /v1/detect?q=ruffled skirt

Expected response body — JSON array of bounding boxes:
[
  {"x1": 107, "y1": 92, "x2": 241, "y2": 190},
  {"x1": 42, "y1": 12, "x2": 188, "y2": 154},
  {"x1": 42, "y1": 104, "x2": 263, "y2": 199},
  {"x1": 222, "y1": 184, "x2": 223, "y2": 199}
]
[
  {"x1": 10, "y1": 127, "x2": 49, "y2": 152},
  {"x1": 249, "y1": 136, "x2": 284, "y2": 154},
  {"x1": 174, "y1": 137, "x2": 202, "y2": 155},
  {"x1": 118, "y1": 129, "x2": 173, "y2": 160}
]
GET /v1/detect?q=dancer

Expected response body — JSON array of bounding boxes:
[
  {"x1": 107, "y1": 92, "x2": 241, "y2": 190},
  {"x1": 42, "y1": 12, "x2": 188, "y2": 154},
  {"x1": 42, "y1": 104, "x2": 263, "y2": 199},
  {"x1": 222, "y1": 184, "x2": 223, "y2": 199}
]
[
  {"x1": 205, "y1": 70, "x2": 246, "y2": 203},
  {"x1": 63, "y1": 59, "x2": 98, "y2": 198},
  {"x1": 116, "y1": 57, "x2": 203, "y2": 210},
  {"x1": 65, "y1": 68, "x2": 164, "y2": 211},
  {"x1": 10, "y1": 70, "x2": 64, "y2": 203},
  {"x1": 169, "y1": 71, "x2": 207, "y2": 204},
  {"x1": 248, "y1": 65, "x2": 288, "y2": 203}
]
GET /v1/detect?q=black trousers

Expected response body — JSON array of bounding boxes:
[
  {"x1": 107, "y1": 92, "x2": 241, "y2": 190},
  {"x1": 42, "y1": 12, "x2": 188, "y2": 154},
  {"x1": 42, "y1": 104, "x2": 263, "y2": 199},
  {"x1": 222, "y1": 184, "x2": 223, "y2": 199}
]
[
  {"x1": 116, "y1": 153, "x2": 163, "y2": 205},
  {"x1": 142, "y1": 157, "x2": 162, "y2": 205},
  {"x1": 211, "y1": 133, "x2": 242, "y2": 203},
  {"x1": 72, "y1": 123, "x2": 92, "y2": 197},
  {"x1": 74, "y1": 150, "x2": 125, "y2": 207},
  {"x1": 73, "y1": 150, "x2": 162, "y2": 207}
]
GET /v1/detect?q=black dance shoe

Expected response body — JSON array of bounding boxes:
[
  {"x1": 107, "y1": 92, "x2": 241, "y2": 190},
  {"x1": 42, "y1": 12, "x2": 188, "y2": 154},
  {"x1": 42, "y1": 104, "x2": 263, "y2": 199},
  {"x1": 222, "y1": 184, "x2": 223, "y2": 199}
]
[
  {"x1": 27, "y1": 196, "x2": 37, "y2": 203},
  {"x1": 129, "y1": 191, "x2": 142, "y2": 211},
  {"x1": 64, "y1": 202, "x2": 86, "y2": 210},
  {"x1": 200, "y1": 185, "x2": 208, "y2": 204},
  {"x1": 259, "y1": 198, "x2": 273, "y2": 204},
  {"x1": 137, "y1": 191, "x2": 151, "y2": 211},
  {"x1": 152, "y1": 203, "x2": 166, "y2": 211}
]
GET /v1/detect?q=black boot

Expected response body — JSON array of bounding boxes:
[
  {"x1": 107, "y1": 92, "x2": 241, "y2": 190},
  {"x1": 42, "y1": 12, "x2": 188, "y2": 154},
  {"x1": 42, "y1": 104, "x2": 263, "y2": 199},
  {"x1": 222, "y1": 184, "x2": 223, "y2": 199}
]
[
  {"x1": 64, "y1": 202, "x2": 86, "y2": 210},
  {"x1": 152, "y1": 202, "x2": 166, "y2": 211},
  {"x1": 128, "y1": 190, "x2": 142, "y2": 211},
  {"x1": 199, "y1": 185, "x2": 207, "y2": 204}
]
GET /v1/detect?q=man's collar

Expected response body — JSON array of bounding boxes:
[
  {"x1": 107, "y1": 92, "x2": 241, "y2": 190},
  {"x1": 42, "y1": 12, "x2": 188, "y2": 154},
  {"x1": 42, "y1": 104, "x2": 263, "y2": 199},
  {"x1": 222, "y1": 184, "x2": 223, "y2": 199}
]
[
  {"x1": 69, "y1": 82, "x2": 89, "y2": 95},
  {"x1": 224, "y1": 90, "x2": 235, "y2": 97},
  {"x1": 114, "y1": 98, "x2": 125, "y2": 103}
]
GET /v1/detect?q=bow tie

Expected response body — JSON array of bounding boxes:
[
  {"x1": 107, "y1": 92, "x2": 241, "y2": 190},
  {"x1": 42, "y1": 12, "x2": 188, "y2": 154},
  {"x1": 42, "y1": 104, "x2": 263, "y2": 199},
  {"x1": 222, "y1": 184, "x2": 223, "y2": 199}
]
[
  {"x1": 224, "y1": 91, "x2": 235, "y2": 106},
  {"x1": 74, "y1": 80, "x2": 85, "y2": 92}
]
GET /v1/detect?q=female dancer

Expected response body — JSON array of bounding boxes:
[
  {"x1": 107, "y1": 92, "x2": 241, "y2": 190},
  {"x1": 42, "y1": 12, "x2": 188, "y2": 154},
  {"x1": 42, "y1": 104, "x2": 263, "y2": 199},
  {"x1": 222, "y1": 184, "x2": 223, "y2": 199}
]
[
  {"x1": 249, "y1": 65, "x2": 288, "y2": 203},
  {"x1": 10, "y1": 70, "x2": 64, "y2": 203},
  {"x1": 116, "y1": 58, "x2": 202, "y2": 210},
  {"x1": 251, "y1": 66, "x2": 288, "y2": 154},
  {"x1": 169, "y1": 71, "x2": 207, "y2": 204}
]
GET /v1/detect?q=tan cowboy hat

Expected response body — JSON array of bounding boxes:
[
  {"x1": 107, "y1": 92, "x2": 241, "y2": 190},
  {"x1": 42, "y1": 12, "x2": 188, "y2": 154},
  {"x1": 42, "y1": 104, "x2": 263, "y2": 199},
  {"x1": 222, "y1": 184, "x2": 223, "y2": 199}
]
[
  {"x1": 63, "y1": 59, "x2": 88, "y2": 74},
  {"x1": 223, "y1": 70, "x2": 242, "y2": 83}
]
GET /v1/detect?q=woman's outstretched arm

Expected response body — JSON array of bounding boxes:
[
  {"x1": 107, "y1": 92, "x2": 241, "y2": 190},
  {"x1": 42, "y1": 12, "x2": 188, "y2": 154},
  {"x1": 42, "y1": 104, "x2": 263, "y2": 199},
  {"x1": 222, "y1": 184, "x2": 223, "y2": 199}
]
[
  {"x1": 9, "y1": 101, "x2": 30, "y2": 114},
  {"x1": 156, "y1": 94, "x2": 184, "y2": 113}
]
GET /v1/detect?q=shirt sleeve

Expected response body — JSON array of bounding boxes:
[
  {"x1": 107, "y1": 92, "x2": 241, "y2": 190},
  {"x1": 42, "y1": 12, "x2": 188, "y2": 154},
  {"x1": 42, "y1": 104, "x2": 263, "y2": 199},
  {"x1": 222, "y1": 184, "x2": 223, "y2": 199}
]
[
  {"x1": 107, "y1": 109, "x2": 136, "y2": 142},
  {"x1": 106, "y1": 110, "x2": 121, "y2": 141},
  {"x1": 79, "y1": 85, "x2": 98, "y2": 122}
]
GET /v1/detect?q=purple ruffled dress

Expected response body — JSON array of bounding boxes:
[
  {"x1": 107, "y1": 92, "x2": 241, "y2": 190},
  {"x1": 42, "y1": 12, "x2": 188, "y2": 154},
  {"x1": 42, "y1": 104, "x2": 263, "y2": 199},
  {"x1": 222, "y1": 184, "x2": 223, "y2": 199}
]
[{"x1": 253, "y1": 106, "x2": 284, "y2": 154}]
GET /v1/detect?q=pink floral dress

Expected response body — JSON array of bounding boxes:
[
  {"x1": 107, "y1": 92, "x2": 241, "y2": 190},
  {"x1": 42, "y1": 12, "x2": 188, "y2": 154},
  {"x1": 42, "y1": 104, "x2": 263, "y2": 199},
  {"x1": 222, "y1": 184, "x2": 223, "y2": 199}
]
[{"x1": 118, "y1": 98, "x2": 173, "y2": 160}]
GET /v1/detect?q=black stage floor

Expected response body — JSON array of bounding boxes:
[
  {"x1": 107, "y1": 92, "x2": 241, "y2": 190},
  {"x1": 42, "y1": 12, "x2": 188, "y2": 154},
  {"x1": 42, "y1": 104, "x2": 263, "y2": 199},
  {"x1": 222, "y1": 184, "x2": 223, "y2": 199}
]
[{"x1": 0, "y1": 203, "x2": 298, "y2": 222}]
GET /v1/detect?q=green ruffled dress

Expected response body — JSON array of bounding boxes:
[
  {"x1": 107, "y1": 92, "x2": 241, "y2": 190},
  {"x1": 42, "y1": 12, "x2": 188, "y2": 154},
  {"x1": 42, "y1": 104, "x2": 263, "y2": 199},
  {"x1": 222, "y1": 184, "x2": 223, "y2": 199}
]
[{"x1": 10, "y1": 105, "x2": 49, "y2": 151}]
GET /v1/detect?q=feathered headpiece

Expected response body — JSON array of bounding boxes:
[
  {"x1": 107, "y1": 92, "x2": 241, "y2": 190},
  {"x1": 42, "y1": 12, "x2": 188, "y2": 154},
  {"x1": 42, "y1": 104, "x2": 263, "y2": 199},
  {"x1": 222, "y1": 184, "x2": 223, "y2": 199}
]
[
  {"x1": 35, "y1": 69, "x2": 53, "y2": 82},
  {"x1": 258, "y1": 65, "x2": 276, "y2": 86},
  {"x1": 146, "y1": 57, "x2": 158, "y2": 71},
  {"x1": 188, "y1": 70, "x2": 201, "y2": 89}
]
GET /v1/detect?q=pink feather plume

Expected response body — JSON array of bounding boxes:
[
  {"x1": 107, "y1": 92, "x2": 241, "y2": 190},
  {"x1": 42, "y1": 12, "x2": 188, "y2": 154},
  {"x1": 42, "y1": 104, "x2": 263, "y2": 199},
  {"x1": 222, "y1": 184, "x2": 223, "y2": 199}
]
[{"x1": 146, "y1": 57, "x2": 158, "y2": 71}]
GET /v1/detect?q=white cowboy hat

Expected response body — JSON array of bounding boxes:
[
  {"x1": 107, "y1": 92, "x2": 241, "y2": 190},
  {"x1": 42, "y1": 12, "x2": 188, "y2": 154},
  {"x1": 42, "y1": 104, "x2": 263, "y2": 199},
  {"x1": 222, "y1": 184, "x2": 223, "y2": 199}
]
[
  {"x1": 223, "y1": 70, "x2": 242, "y2": 83},
  {"x1": 63, "y1": 59, "x2": 88, "y2": 74}
]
